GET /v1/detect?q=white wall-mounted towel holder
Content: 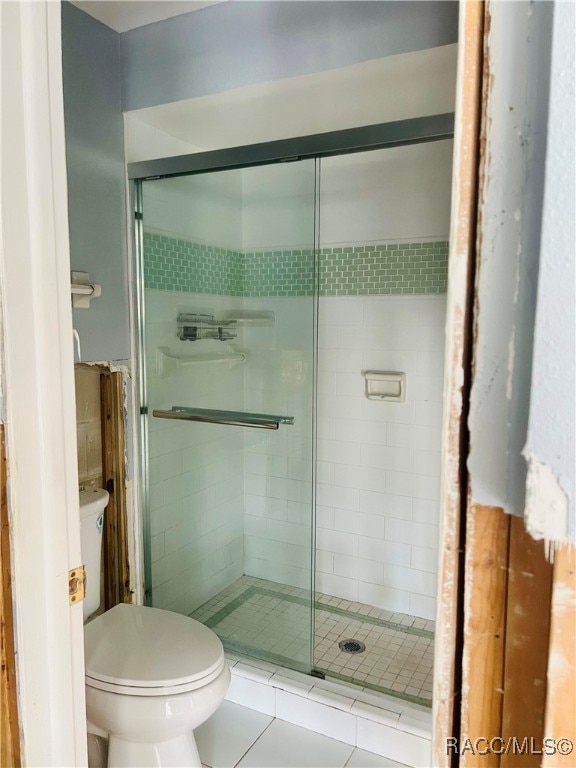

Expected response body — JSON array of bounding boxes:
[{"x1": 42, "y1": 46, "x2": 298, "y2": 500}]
[{"x1": 71, "y1": 271, "x2": 102, "y2": 308}]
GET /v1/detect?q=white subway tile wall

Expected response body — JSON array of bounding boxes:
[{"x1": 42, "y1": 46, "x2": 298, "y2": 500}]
[
  {"x1": 147, "y1": 291, "x2": 444, "y2": 622},
  {"x1": 147, "y1": 290, "x2": 316, "y2": 612},
  {"x1": 146, "y1": 291, "x2": 246, "y2": 614},
  {"x1": 315, "y1": 295, "x2": 446, "y2": 620},
  {"x1": 241, "y1": 296, "x2": 315, "y2": 590}
]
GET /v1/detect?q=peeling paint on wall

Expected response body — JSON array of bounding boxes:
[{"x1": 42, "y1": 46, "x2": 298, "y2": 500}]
[{"x1": 524, "y1": 455, "x2": 569, "y2": 551}]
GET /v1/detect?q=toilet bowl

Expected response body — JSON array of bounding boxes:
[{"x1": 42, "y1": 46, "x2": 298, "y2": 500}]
[
  {"x1": 84, "y1": 604, "x2": 230, "y2": 767},
  {"x1": 80, "y1": 489, "x2": 229, "y2": 767}
]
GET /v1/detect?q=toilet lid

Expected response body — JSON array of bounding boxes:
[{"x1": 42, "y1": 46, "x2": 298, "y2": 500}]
[{"x1": 84, "y1": 604, "x2": 225, "y2": 690}]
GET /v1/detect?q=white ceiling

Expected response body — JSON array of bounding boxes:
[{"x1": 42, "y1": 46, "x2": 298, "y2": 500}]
[{"x1": 69, "y1": 1, "x2": 225, "y2": 33}]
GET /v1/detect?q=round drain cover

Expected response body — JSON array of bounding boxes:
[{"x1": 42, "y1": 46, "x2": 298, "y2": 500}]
[{"x1": 338, "y1": 639, "x2": 366, "y2": 654}]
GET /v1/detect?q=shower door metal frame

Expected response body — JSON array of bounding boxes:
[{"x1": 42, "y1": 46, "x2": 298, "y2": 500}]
[
  {"x1": 128, "y1": 113, "x2": 454, "y2": 181},
  {"x1": 130, "y1": 112, "x2": 455, "y2": 672}
]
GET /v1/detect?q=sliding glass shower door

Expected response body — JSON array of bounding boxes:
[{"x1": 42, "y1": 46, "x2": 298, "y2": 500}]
[{"x1": 138, "y1": 160, "x2": 318, "y2": 672}]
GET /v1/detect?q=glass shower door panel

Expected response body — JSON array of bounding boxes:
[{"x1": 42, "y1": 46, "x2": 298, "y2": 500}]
[{"x1": 140, "y1": 160, "x2": 317, "y2": 673}]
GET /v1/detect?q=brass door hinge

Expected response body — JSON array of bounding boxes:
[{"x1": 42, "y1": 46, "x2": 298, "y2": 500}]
[{"x1": 69, "y1": 565, "x2": 86, "y2": 605}]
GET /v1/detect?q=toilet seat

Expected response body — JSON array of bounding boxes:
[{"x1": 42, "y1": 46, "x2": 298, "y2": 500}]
[
  {"x1": 85, "y1": 662, "x2": 227, "y2": 696},
  {"x1": 84, "y1": 603, "x2": 226, "y2": 697}
]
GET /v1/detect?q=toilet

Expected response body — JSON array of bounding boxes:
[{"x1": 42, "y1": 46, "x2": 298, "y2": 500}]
[{"x1": 80, "y1": 488, "x2": 230, "y2": 767}]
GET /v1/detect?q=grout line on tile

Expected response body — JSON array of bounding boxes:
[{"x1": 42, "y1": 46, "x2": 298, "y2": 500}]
[{"x1": 231, "y1": 717, "x2": 277, "y2": 768}]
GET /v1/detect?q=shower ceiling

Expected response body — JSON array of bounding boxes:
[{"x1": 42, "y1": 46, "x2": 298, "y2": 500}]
[{"x1": 69, "y1": 0, "x2": 225, "y2": 33}]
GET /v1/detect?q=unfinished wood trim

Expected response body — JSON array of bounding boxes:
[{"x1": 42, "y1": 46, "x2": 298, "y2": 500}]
[
  {"x1": 460, "y1": 505, "x2": 510, "y2": 768},
  {"x1": 0, "y1": 426, "x2": 21, "y2": 767},
  {"x1": 501, "y1": 516, "x2": 553, "y2": 768},
  {"x1": 542, "y1": 545, "x2": 576, "y2": 767},
  {"x1": 433, "y1": 2, "x2": 485, "y2": 764},
  {"x1": 458, "y1": 510, "x2": 556, "y2": 768},
  {"x1": 101, "y1": 371, "x2": 132, "y2": 608}
]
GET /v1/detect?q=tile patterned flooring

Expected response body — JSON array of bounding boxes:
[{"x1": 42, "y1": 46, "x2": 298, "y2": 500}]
[
  {"x1": 88, "y1": 700, "x2": 409, "y2": 768},
  {"x1": 196, "y1": 700, "x2": 408, "y2": 767},
  {"x1": 191, "y1": 576, "x2": 434, "y2": 707}
]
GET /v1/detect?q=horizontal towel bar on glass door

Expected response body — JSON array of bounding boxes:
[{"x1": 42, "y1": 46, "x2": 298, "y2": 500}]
[{"x1": 152, "y1": 406, "x2": 294, "y2": 430}]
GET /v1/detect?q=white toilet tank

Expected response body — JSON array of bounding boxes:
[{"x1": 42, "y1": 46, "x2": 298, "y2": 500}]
[{"x1": 79, "y1": 488, "x2": 109, "y2": 620}]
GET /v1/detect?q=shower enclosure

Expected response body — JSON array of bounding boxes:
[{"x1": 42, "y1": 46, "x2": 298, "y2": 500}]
[
  {"x1": 132, "y1": 116, "x2": 453, "y2": 702},
  {"x1": 137, "y1": 159, "x2": 319, "y2": 674}
]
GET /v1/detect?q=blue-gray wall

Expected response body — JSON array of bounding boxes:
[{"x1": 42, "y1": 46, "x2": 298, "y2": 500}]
[
  {"x1": 467, "y1": 2, "x2": 558, "y2": 520},
  {"x1": 62, "y1": 2, "x2": 129, "y2": 363},
  {"x1": 524, "y1": 0, "x2": 575, "y2": 541},
  {"x1": 121, "y1": 1, "x2": 459, "y2": 111}
]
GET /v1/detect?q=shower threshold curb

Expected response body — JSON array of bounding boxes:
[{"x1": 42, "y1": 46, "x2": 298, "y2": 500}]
[{"x1": 225, "y1": 653, "x2": 432, "y2": 767}]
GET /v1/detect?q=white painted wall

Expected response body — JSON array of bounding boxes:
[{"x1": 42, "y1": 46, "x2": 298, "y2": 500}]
[
  {"x1": 143, "y1": 172, "x2": 243, "y2": 251},
  {"x1": 319, "y1": 143, "x2": 453, "y2": 245},
  {"x1": 241, "y1": 161, "x2": 317, "y2": 251},
  {"x1": 124, "y1": 114, "x2": 205, "y2": 163},
  {"x1": 242, "y1": 142, "x2": 453, "y2": 250}
]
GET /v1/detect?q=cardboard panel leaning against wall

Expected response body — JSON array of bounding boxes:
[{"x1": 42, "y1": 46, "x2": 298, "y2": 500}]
[{"x1": 75, "y1": 365, "x2": 103, "y2": 488}]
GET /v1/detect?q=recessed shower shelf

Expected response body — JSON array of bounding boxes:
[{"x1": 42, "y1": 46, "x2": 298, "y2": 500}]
[{"x1": 156, "y1": 346, "x2": 247, "y2": 376}]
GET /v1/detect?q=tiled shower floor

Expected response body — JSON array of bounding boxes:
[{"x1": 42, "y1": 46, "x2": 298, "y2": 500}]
[{"x1": 191, "y1": 576, "x2": 434, "y2": 707}]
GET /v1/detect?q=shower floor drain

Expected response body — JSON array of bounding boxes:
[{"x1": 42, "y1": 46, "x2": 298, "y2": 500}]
[{"x1": 338, "y1": 638, "x2": 366, "y2": 654}]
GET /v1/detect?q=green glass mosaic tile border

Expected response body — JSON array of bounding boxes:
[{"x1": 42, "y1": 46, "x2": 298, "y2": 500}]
[
  {"x1": 319, "y1": 242, "x2": 448, "y2": 296},
  {"x1": 143, "y1": 231, "x2": 448, "y2": 296},
  {"x1": 244, "y1": 249, "x2": 316, "y2": 297},
  {"x1": 201, "y1": 585, "x2": 433, "y2": 708},
  {"x1": 143, "y1": 232, "x2": 243, "y2": 295}
]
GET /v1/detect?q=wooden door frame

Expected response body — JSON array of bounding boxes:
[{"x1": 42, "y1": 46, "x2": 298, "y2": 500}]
[
  {"x1": 1, "y1": 429, "x2": 20, "y2": 767},
  {"x1": 433, "y1": 1, "x2": 485, "y2": 762}
]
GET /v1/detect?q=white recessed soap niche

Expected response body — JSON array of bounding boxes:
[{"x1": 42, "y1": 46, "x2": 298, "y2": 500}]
[{"x1": 363, "y1": 371, "x2": 406, "y2": 402}]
